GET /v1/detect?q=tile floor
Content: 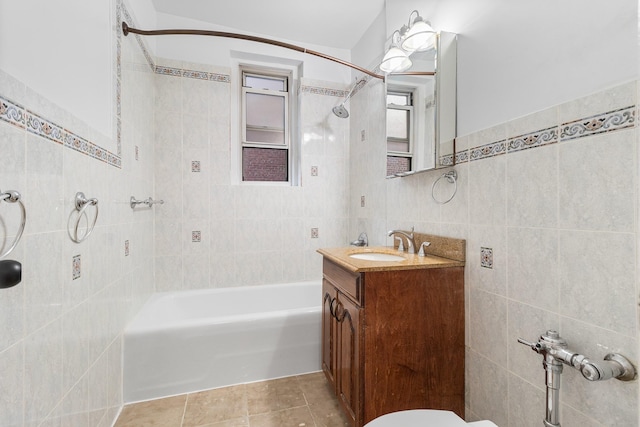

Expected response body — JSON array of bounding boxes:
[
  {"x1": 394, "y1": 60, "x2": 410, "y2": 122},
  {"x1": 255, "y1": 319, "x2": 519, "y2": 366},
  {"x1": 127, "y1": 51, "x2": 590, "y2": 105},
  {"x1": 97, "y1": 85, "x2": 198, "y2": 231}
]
[{"x1": 114, "y1": 372, "x2": 351, "y2": 427}]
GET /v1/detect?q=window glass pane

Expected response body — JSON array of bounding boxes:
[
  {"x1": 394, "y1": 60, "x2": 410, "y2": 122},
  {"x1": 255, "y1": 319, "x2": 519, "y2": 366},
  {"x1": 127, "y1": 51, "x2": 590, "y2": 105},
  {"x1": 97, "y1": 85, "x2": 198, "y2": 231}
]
[
  {"x1": 387, "y1": 93, "x2": 409, "y2": 106},
  {"x1": 246, "y1": 129, "x2": 285, "y2": 144},
  {"x1": 245, "y1": 92, "x2": 285, "y2": 144},
  {"x1": 245, "y1": 75, "x2": 285, "y2": 91},
  {"x1": 387, "y1": 140, "x2": 410, "y2": 153},
  {"x1": 387, "y1": 156, "x2": 411, "y2": 176},
  {"x1": 387, "y1": 109, "x2": 409, "y2": 139},
  {"x1": 242, "y1": 147, "x2": 288, "y2": 182}
]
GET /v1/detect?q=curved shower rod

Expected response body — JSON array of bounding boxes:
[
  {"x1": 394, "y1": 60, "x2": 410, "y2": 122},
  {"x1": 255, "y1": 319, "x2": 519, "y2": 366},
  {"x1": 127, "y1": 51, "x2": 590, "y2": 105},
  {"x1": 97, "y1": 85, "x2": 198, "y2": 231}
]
[{"x1": 122, "y1": 22, "x2": 385, "y2": 81}]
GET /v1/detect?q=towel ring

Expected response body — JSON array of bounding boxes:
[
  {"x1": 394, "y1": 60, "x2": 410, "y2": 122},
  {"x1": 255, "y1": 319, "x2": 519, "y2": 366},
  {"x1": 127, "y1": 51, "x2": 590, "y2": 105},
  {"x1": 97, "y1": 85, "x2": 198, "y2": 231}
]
[
  {"x1": 0, "y1": 190, "x2": 26, "y2": 258},
  {"x1": 431, "y1": 170, "x2": 458, "y2": 204},
  {"x1": 71, "y1": 192, "x2": 99, "y2": 243}
]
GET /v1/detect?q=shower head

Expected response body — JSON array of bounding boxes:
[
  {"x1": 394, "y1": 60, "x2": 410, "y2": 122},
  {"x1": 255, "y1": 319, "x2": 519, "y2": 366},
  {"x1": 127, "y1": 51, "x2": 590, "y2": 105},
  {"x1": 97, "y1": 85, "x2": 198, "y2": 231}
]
[
  {"x1": 332, "y1": 104, "x2": 349, "y2": 118},
  {"x1": 331, "y1": 77, "x2": 365, "y2": 119}
]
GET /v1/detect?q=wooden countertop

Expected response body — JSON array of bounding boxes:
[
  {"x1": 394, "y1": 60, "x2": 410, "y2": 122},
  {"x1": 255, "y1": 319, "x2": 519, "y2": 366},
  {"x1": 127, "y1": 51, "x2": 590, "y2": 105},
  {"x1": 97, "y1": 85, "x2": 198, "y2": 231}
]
[{"x1": 317, "y1": 246, "x2": 465, "y2": 273}]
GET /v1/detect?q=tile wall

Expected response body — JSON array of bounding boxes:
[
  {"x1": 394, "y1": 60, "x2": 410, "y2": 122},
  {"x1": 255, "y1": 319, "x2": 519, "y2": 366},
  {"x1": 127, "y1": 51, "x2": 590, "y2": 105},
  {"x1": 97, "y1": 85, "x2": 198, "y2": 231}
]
[
  {"x1": 350, "y1": 80, "x2": 639, "y2": 426},
  {"x1": 0, "y1": 1, "x2": 155, "y2": 425},
  {"x1": 153, "y1": 64, "x2": 353, "y2": 291}
]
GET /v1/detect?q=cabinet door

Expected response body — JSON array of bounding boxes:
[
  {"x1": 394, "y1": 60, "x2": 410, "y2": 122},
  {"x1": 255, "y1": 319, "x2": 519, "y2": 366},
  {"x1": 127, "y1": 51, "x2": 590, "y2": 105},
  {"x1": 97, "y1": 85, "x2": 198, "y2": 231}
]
[
  {"x1": 322, "y1": 279, "x2": 338, "y2": 387},
  {"x1": 336, "y1": 292, "x2": 361, "y2": 426}
]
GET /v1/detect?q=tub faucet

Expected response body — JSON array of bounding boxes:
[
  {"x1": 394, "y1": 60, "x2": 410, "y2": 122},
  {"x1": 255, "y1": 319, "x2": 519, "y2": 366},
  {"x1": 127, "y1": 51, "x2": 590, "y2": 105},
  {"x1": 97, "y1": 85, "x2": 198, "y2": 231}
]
[
  {"x1": 350, "y1": 232, "x2": 368, "y2": 247},
  {"x1": 387, "y1": 227, "x2": 416, "y2": 254}
]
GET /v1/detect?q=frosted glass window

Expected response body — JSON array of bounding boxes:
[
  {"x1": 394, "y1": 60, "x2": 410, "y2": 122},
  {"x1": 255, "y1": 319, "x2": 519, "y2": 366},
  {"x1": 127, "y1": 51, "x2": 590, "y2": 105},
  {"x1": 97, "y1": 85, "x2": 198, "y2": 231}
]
[
  {"x1": 245, "y1": 92, "x2": 285, "y2": 145},
  {"x1": 387, "y1": 93, "x2": 410, "y2": 106},
  {"x1": 387, "y1": 109, "x2": 409, "y2": 142},
  {"x1": 245, "y1": 75, "x2": 286, "y2": 91}
]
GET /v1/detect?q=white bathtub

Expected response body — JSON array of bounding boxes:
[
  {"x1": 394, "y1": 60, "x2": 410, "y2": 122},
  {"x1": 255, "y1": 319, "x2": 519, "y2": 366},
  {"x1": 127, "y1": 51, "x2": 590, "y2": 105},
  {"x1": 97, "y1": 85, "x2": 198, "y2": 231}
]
[{"x1": 123, "y1": 281, "x2": 322, "y2": 403}]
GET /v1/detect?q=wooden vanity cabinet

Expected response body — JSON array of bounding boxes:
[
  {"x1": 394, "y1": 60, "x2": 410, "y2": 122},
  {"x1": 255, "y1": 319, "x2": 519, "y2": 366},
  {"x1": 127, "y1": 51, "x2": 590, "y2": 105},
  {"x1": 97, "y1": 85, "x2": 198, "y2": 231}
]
[{"x1": 321, "y1": 258, "x2": 465, "y2": 427}]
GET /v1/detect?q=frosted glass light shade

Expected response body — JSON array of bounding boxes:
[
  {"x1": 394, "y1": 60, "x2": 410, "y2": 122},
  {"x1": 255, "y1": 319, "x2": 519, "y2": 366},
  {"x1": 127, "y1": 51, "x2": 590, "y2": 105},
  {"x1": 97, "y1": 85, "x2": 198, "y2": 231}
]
[
  {"x1": 380, "y1": 47, "x2": 412, "y2": 73},
  {"x1": 401, "y1": 20, "x2": 436, "y2": 52}
]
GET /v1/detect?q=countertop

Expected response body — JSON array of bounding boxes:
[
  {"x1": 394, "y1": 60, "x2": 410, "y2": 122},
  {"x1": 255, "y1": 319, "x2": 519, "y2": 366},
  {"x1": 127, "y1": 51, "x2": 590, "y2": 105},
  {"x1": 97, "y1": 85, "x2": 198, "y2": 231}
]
[{"x1": 317, "y1": 246, "x2": 465, "y2": 273}]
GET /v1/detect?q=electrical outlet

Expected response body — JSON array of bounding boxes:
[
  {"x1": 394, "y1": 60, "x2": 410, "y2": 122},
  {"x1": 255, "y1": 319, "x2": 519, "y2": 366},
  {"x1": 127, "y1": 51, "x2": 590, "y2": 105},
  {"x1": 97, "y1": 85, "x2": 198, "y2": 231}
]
[
  {"x1": 124, "y1": 240, "x2": 130, "y2": 256},
  {"x1": 311, "y1": 228, "x2": 319, "y2": 238},
  {"x1": 311, "y1": 166, "x2": 318, "y2": 176},
  {"x1": 361, "y1": 196, "x2": 365, "y2": 207},
  {"x1": 361, "y1": 130, "x2": 366, "y2": 141}
]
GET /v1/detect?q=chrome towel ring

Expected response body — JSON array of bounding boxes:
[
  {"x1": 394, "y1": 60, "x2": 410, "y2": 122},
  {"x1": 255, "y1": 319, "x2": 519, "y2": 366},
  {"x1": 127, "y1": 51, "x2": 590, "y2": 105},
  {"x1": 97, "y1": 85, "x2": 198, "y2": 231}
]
[
  {"x1": 431, "y1": 170, "x2": 458, "y2": 204},
  {"x1": 70, "y1": 192, "x2": 99, "y2": 243},
  {"x1": 0, "y1": 190, "x2": 26, "y2": 258}
]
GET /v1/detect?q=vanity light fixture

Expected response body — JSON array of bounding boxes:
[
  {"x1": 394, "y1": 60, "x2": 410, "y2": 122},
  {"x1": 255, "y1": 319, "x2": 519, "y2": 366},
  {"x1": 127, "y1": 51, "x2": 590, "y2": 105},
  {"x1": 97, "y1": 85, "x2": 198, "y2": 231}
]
[
  {"x1": 379, "y1": 30, "x2": 412, "y2": 73},
  {"x1": 400, "y1": 10, "x2": 436, "y2": 52}
]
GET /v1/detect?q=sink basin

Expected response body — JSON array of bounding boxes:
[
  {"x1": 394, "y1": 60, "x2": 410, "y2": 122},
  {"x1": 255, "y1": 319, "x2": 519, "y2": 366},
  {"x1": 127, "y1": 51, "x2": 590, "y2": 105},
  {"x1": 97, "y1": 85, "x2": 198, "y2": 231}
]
[{"x1": 349, "y1": 252, "x2": 405, "y2": 262}]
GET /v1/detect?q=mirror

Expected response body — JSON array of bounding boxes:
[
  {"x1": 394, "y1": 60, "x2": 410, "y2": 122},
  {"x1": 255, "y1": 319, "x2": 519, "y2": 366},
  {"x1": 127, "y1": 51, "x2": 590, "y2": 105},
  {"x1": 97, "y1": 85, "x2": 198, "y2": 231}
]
[{"x1": 385, "y1": 31, "x2": 457, "y2": 178}]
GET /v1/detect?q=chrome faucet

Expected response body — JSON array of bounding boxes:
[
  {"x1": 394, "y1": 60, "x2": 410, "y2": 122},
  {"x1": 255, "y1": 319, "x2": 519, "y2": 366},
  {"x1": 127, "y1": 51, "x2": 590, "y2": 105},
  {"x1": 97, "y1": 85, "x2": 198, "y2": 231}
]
[
  {"x1": 350, "y1": 232, "x2": 368, "y2": 247},
  {"x1": 387, "y1": 227, "x2": 416, "y2": 254}
]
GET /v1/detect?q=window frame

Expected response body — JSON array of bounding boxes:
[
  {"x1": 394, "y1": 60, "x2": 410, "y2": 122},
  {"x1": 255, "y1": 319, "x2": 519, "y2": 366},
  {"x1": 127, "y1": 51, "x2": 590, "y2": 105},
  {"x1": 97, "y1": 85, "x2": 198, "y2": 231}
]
[
  {"x1": 240, "y1": 68, "x2": 291, "y2": 182},
  {"x1": 386, "y1": 88, "x2": 415, "y2": 176}
]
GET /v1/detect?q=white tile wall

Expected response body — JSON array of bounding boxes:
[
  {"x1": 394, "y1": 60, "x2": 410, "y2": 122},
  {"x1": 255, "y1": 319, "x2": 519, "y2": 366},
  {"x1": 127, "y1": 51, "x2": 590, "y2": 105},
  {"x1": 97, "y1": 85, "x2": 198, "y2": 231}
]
[
  {"x1": 0, "y1": 10, "x2": 155, "y2": 424},
  {"x1": 154, "y1": 71, "x2": 352, "y2": 291},
  {"x1": 350, "y1": 79, "x2": 640, "y2": 426}
]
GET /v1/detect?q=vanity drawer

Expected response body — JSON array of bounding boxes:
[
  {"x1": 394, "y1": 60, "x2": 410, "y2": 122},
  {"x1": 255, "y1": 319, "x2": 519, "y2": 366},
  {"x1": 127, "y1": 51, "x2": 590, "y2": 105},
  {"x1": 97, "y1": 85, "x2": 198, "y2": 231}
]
[{"x1": 323, "y1": 259, "x2": 362, "y2": 305}]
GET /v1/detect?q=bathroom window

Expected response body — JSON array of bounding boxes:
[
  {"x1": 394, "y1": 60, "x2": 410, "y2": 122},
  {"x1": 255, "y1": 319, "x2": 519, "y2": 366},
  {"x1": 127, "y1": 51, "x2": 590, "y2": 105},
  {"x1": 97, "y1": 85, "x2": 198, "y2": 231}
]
[
  {"x1": 386, "y1": 89, "x2": 414, "y2": 176},
  {"x1": 241, "y1": 68, "x2": 291, "y2": 182}
]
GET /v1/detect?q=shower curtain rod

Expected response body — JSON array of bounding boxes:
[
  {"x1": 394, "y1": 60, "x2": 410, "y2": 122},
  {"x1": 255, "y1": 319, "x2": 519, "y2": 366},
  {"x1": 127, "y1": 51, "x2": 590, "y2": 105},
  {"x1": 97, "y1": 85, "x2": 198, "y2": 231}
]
[{"x1": 122, "y1": 22, "x2": 385, "y2": 81}]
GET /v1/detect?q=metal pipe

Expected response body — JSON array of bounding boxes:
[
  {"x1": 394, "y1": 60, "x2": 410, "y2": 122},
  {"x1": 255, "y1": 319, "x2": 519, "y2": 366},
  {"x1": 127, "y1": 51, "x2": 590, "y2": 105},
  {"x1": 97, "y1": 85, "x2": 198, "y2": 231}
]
[
  {"x1": 122, "y1": 22, "x2": 385, "y2": 81},
  {"x1": 543, "y1": 354, "x2": 562, "y2": 427}
]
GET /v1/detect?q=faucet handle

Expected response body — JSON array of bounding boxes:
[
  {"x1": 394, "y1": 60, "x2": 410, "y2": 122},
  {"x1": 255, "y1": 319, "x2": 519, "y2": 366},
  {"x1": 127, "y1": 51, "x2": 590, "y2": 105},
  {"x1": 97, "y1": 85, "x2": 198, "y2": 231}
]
[
  {"x1": 350, "y1": 232, "x2": 368, "y2": 247},
  {"x1": 418, "y1": 241, "x2": 431, "y2": 256},
  {"x1": 517, "y1": 337, "x2": 544, "y2": 353},
  {"x1": 395, "y1": 236, "x2": 404, "y2": 252}
]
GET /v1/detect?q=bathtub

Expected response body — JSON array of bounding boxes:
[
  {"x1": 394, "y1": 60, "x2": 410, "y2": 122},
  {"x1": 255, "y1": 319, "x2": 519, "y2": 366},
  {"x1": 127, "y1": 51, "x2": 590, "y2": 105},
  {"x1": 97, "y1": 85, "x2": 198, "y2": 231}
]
[{"x1": 123, "y1": 281, "x2": 322, "y2": 403}]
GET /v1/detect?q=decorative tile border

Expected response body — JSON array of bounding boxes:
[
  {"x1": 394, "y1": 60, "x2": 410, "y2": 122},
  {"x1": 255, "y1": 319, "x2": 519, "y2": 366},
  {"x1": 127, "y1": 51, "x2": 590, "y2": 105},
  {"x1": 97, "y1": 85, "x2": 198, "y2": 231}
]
[
  {"x1": 455, "y1": 150, "x2": 469, "y2": 164},
  {"x1": 0, "y1": 97, "x2": 25, "y2": 128},
  {"x1": 560, "y1": 106, "x2": 635, "y2": 141},
  {"x1": 155, "y1": 66, "x2": 230, "y2": 83},
  {"x1": 469, "y1": 140, "x2": 507, "y2": 161},
  {"x1": 301, "y1": 75, "x2": 371, "y2": 99},
  {"x1": 440, "y1": 154, "x2": 453, "y2": 166},
  {"x1": 508, "y1": 126, "x2": 557, "y2": 153},
  {"x1": 0, "y1": 95, "x2": 122, "y2": 167},
  {"x1": 453, "y1": 105, "x2": 636, "y2": 165},
  {"x1": 301, "y1": 86, "x2": 349, "y2": 97}
]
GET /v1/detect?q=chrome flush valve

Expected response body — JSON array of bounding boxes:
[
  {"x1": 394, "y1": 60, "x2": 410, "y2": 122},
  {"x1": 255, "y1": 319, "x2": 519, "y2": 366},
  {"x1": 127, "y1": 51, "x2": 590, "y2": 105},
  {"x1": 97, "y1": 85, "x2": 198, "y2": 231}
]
[
  {"x1": 518, "y1": 330, "x2": 636, "y2": 427},
  {"x1": 518, "y1": 330, "x2": 636, "y2": 382}
]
